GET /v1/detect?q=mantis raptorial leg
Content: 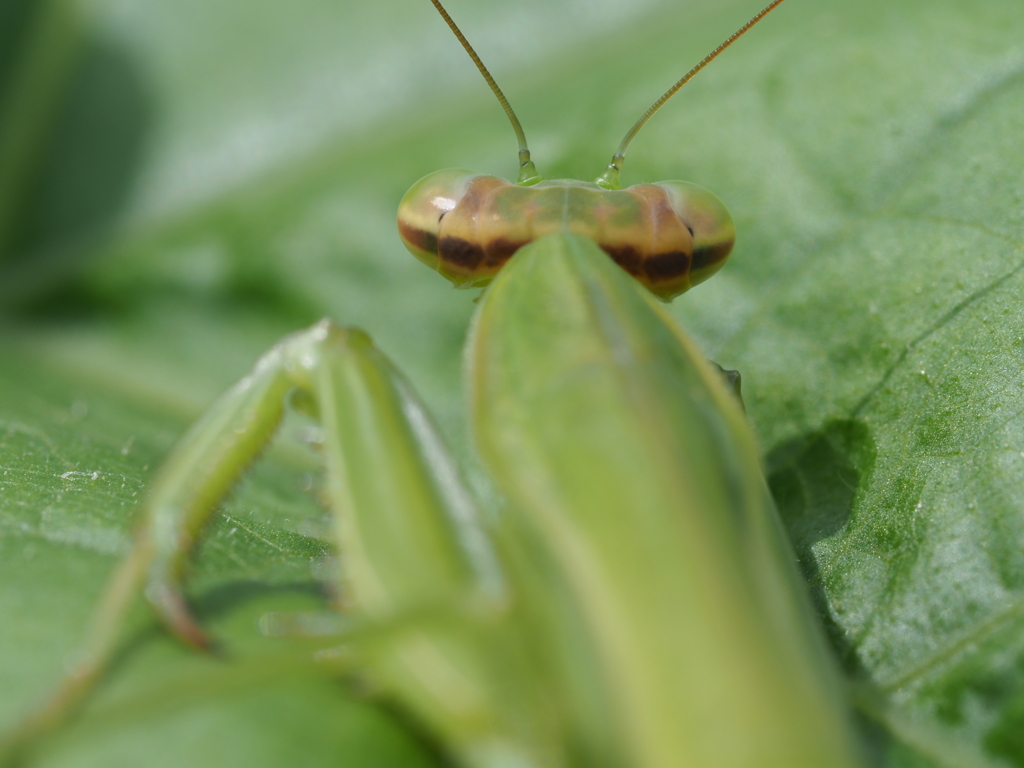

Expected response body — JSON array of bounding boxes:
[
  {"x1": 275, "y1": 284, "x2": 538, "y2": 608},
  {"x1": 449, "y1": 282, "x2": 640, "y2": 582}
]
[{"x1": 4, "y1": 319, "x2": 567, "y2": 768}]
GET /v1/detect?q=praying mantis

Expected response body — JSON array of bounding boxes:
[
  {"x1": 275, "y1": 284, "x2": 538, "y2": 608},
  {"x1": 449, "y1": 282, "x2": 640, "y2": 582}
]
[{"x1": 0, "y1": 0, "x2": 883, "y2": 766}]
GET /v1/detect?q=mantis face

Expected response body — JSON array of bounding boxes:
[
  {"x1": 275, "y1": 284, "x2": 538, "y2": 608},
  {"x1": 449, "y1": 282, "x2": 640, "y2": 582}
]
[{"x1": 398, "y1": 172, "x2": 735, "y2": 299}]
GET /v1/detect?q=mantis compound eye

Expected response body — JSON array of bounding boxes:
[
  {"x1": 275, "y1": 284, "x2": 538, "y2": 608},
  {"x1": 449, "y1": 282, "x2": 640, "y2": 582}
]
[
  {"x1": 655, "y1": 181, "x2": 736, "y2": 289},
  {"x1": 397, "y1": 168, "x2": 479, "y2": 273}
]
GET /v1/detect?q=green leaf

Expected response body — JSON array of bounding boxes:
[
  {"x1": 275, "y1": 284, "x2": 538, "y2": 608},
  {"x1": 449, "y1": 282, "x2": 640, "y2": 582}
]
[{"x1": 0, "y1": 0, "x2": 1022, "y2": 765}]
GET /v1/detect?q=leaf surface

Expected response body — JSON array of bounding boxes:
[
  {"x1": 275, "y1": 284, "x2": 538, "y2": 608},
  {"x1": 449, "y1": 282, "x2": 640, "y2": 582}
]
[{"x1": 1, "y1": 0, "x2": 1022, "y2": 765}]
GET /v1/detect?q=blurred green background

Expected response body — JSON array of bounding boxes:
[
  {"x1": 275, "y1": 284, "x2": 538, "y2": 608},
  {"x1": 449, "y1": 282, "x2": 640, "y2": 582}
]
[{"x1": 1, "y1": 0, "x2": 1023, "y2": 765}]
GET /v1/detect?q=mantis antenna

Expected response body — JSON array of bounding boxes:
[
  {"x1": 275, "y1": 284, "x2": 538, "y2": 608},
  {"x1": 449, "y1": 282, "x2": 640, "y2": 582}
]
[
  {"x1": 428, "y1": 0, "x2": 541, "y2": 185},
  {"x1": 596, "y1": 0, "x2": 787, "y2": 189},
  {"x1": 429, "y1": 0, "x2": 786, "y2": 189}
]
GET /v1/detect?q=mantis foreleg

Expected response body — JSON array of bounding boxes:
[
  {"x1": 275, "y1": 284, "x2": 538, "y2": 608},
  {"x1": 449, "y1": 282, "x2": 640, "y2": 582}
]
[
  {"x1": 470, "y1": 231, "x2": 867, "y2": 768},
  {"x1": 5, "y1": 321, "x2": 561, "y2": 768}
]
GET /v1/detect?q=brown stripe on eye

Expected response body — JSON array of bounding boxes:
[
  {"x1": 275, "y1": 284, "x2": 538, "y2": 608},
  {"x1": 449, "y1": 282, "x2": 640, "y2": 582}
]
[
  {"x1": 601, "y1": 245, "x2": 644, "y2": 277},
  {"x1": 483, "y1": 238, "x2": 529, "y2": 268},
  {"x1": 398, "y1": 221, "x2": 438, "y2": 255},
  {"x1": 439, "y1": 235, "x2": 485, "y2": 271},
  {"x1": 643, "y1": 251, "x2": 691, "y2": 282},
  {"x1": 691, "y1": 241, "x2": 733, "y2": 272}
]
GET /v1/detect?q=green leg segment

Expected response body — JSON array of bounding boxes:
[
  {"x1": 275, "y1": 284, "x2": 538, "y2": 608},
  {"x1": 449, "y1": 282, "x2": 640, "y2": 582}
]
[
  {"x1": 470, "y1": 232, "x2": 868, "y2": 768},
  {"x1": 3, "y1": 320, "x2": 560, "y2": 768}
]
